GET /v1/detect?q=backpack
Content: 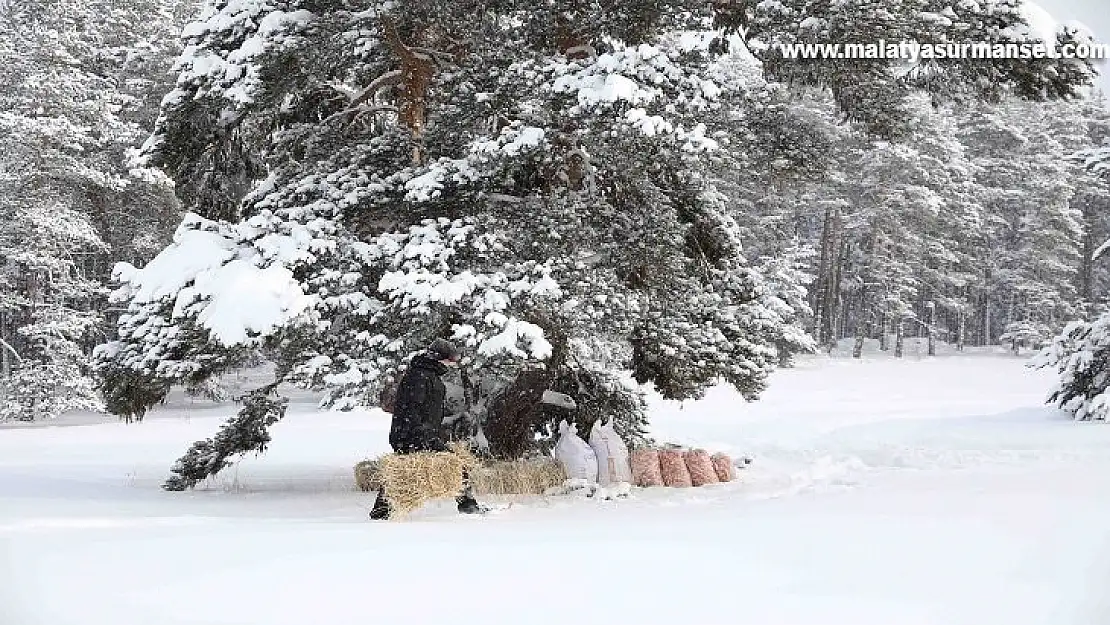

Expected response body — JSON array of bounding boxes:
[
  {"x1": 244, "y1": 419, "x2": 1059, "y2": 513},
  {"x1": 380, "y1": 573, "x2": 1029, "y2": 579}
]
[{"x1": 379, "y1": 381, "x2": 398, "y2": 414}]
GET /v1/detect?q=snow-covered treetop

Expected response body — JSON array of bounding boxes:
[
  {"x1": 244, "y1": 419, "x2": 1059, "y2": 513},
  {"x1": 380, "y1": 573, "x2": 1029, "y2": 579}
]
[
  {"x1": 714, "y1": 0, "x2": 1097, "y2": 137},
  {"x1": 96, "y1": 0, "x2": 815, "y2": 417}
]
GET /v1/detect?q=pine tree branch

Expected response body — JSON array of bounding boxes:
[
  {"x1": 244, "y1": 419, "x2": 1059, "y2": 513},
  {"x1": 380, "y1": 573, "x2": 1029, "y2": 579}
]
[{"x1": 0, "y1": 337, "x2": 22, "y2": 365}]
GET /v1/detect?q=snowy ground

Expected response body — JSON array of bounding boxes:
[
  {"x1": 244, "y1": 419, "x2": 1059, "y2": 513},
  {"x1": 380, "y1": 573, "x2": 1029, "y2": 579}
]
[{"x1": 3, "y1": 350, "x2": 1110, "y2": 625}]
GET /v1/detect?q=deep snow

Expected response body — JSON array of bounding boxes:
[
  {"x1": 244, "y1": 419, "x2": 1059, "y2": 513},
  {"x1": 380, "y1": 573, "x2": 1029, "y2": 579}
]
[{"x1": 3, "y1": 351, "x2": 1110, "y2": 625}]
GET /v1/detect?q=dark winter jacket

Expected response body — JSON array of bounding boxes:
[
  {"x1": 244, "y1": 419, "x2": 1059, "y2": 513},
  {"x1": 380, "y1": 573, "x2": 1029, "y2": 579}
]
[{"x1": 388, "y1": 354, "x2": 450, "y2": 453}]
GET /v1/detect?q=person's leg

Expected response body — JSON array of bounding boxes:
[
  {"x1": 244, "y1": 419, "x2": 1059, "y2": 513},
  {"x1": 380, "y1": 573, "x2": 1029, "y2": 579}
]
[
  {"x1": 370, "y1": 441, "x2": 411, "y2": 520},
  {"x1": 456, "y1": 468, "x2": 482, "y2": 514},
  {"x1": 369, "y1": 486, "x2": 391, "y2": 520}
]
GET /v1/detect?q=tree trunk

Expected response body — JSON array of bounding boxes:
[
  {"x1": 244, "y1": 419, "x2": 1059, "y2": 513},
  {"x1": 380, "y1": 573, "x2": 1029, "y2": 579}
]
[
  {"x1": 981, "y1": 295, "x2": 991, "y2": 347},
  {"x1": 895, "y1": 319, "x2": 905, "y2": 358},
  {"x1": 382, "y1": 16, "x2": 436, "y2": 167},
  {"x1": 926, "y1": 302, "x2": 936, "y2": 357},
  {"x1": 0, "y1": 311, "x2": 10, "y2": 379},
  {"x1": 853, "y1": 303, "x2": 865, "y2": 359},
  {"x1": 828, "y1": 218, "x2": 845, "y2": 351},
  {"x1": 814, "y1": 204, "x2": 845, "y2": 351},
  {"x1": 957, "y1": 310, "x2": 966, "y2": 352},
  {"x1": 1080, "y1": 203, "x2": 1095, "y2": 304},
  {"x1": 879, "y1": 313, "x2": 888, "y2": 351},
  {"x1": 815, "y1": 204, "x2": 836, "y2": 346}
]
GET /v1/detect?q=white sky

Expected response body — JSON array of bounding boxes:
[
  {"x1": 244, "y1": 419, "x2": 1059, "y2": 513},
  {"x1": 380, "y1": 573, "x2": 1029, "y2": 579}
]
[{"x1": 1039, "y1": 0, "x2": 1110, "y2": 94}]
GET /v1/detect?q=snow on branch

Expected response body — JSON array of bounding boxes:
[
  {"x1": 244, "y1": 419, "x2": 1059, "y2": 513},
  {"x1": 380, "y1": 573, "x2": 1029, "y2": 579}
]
[
  {"x1": 111, "y1": 214, "x2": 317, "y2": 347},
  {"x1": 324, "y1": 70, "x2": 403, "y2": 124}
]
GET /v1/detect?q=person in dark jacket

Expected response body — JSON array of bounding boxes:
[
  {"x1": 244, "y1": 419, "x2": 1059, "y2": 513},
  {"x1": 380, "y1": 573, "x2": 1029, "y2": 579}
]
[{"x1": 370, "y1": 339, "x2": 483, "y2": 519}]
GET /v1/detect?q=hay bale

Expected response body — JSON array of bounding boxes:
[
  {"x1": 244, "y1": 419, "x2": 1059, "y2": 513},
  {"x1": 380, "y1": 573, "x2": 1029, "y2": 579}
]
[
  {"x1": 469, "y1": 457, "x2": 566, "y2": 495},
  {"x1": 354, "y1": 459, "x2": 382, "y2": 492},
  {"x1": 357, "y1": 444, "x2": 565, "y2": 516},
  {"x1": 378, "y1": 447, "x2": 480, "y2": 517}
]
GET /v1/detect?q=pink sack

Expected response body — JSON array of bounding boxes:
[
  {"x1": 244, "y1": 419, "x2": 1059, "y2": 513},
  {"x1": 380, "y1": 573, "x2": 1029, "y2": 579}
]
[
  {"x1": 711, "y1": 453, "x2": 734, "y2": 482},
  {"x1": 684, "y1": 449, "x2": 719, "y2": 487},
  {"x1": 630, "y1": 449, "x2": 664, "y2": 487},
  {"x1": 658, "y1": 449, "x2": 692, "y2": 488}
]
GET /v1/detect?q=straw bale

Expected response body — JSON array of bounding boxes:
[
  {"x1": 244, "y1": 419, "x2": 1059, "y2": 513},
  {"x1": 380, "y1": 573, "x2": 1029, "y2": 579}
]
[
  {"x1": 356, "y1": 443, "x2": 566, "y2": 517},
  {"x1": 378, "y1": 447, "x2": 479, "y2": 516},
  {"x1": 354, "y1": 459, "x2": 382, "y2": 492},
  {"x1": 469, "y1": 457, "x2": 566, "y2": 495}
]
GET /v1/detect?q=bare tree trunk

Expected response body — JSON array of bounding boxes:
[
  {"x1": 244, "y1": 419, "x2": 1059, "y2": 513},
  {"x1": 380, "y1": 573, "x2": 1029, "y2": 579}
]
[
  {"x1": 957, "y1": 310, "x2": 966, "y2": 352},
  {"x1": 879, "y1": 312, "x2": 889, "y2": 351},
  {"x1": 926, "y1": 302, "x2": 936, "y2": 357},
  {"x1": 382, "y1": 16, "x2": 436, "y2": 167},
  {"x1": 853, "y1": 290, "x2": 866, "y2": 359},
  {"x1": 813, "y1": 210, "x2": 831, "y2": 344},
  {"x1": 1080, "y1": 203, "x2": 1096, "y2": 304},
  {"x1": 1006, "y1": 293, "x2": 1015, "y2": 338},
  {"x1": 981, "y1": 295, "x2": 991, "y2": 347},
  {"x1": 895, "y1": 318, "x2": 905, "y2": 358},
  {"x1": 827, "y1": 218, "x2": 845, "y2": 352},
  {"x1": 0, "y1": 312, "x2": 10, "y2": 378},
  {"x1": 816, "y1": 204, "x2": 839, "y2": 348}
]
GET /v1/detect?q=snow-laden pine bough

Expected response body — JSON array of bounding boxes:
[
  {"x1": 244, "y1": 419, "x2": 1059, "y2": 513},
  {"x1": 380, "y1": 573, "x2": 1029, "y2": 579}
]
[{"x1": 1034, "y1": 314, "x2": 1110, "y2": 422}]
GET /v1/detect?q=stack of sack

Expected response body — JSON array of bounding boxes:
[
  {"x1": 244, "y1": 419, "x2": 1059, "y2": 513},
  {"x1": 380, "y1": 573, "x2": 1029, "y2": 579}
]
[
  {"x1": 356, "y1": 421, "x2": 731, "y2": 514},
  {"x1": 629, "y1": 446, "x2": 736, "y2": 488},
  {"x1": 552, "y1": 419, "x2": 633, "y2": 487}
]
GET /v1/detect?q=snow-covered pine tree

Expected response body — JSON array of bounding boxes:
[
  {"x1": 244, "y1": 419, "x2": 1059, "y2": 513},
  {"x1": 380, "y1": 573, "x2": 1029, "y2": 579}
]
[
  {"x1": 957, "y1": 99, "x2": 1086, "y2": 346},
  {"x1": 1061, "y1": 95, "x2": 1110, "y2": 307},
  {"x1": 1081, "y1": 144, "x2": 1110, "y2": 176},
  {"x1": 713, "y1": 0, "x2": 1097, "y2": 138},
  {"x1": 1034, "y1": 314, "x2": 1110, "y2": 421},
  {"x1": 99, "y1": 0, "x2": 815, "y2": 486},
  {"x1": 1035, "y1": 95, "x2": 1110, "y2": 421},
  {"x1": 0, "y1": 0, "x2": 186, "y2": 420}
]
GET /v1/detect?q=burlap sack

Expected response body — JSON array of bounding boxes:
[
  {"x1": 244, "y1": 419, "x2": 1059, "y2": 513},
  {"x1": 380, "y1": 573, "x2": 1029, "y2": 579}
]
[
  {"x1": 658, "y1": 449, "x2": 692, "y2": 488},
  {"x1": 711, "y1": 453, "x2": 734, "y2": 482},
  {"x1": 630, "y1": 449, "x2": 664, "y2": 487},
  {"x1": 684, "y1": 449, "x2": 719, "y2": 487}
]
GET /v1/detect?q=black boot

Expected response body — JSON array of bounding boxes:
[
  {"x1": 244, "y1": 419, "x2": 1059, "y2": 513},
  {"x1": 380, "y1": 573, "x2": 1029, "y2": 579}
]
[
  {"x1": 456, "y1": 468, "x2": 483, "y2": 514},
  {"x1": 456, "y1": 495, "x2": 483, "y2": 514},
  {"x1": 370, "y1": 490, "x2": 391, "y2": 520}
]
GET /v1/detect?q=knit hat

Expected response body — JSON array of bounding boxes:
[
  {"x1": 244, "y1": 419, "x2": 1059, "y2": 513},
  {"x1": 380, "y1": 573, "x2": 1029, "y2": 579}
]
[{"x1": 427, "y1": 338, "x2": 460, "y2": 362}]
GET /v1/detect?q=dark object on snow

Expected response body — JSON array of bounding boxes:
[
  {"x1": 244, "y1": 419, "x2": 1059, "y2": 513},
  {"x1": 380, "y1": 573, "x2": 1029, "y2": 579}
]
[
  {"x1": 369, "y1": 494, "x2": 390, "y2": 519},
  {"x1": 427, "y1": 338, "x2": 460, "y2": 363},
  {"x1": 371, "y1": 351, "x2": 481, "y2": 520},
  {"x1": 456, "y1": 492, "x2": 482, "y2": 514},
  {"x1": 389, "y1": 354, "x2": 451, "y2": 453}
]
